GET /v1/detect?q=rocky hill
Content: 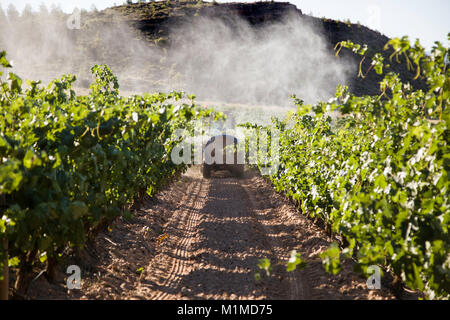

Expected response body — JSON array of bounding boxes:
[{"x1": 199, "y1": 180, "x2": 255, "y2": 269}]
[{"x1": 98, "y1": 1, "x2": 426, "y2": 97}]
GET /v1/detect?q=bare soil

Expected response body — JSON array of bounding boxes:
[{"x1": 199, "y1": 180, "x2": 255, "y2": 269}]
[{"x1": 27, "y1": 166, "x2": 395, "y2": 300}]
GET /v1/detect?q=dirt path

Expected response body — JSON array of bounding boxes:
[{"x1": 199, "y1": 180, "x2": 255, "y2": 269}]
[
  {"x1": 28, "y1": 167, "x2": 395, "y2": 300},
  {"x1": 134, "y1": 170, "x2": 309, "y2": 300}
]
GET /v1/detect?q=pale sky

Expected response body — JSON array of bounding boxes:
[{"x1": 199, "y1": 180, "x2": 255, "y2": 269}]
[{"x1": 0, "y1": 0, "x2": 448, "y2": 50}]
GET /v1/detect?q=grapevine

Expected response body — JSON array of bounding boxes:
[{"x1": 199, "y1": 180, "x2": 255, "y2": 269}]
[
  {"x1": 253, "y1": 35, "x2": 449, "y2": 299},
  {"x1": 0, "y1": 52, "x2": 215, "y2": 296}
]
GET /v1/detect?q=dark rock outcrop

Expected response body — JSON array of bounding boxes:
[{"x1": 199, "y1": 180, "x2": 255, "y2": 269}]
[{"x1": 122, "y1": 2, "x2": 302, "y2": 38}]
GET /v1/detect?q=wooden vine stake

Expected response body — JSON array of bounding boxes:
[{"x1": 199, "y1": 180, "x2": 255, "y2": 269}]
[{"x1": 0, "y1": 238, "x2": 8, "y2": 300}]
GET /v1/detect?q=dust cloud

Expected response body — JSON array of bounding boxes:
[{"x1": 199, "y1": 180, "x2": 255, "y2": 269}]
[
  {"x1": 0, "y1": 3, "x2": 354, "y2": 122},
  {"x1": 168, "y1": 14, "x2": 353, "y2": 106}
]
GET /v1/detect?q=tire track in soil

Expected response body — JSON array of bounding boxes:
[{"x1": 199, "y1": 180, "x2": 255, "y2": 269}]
[
  {"x1": 180, "y1": 176, "x2": 274, "y2": 299},
  {"x1": 134, "y1": 176, "x2": 208, "y2": 299},
  {"x1": 124, "y1": 167, "x2": 394, "y2": 300},
  {"x1": 137, "y1": 168, "x2": 316, "y2": 300},
  {"x1": 241, "y1": 179, "x2": 308, "y2": 299}
]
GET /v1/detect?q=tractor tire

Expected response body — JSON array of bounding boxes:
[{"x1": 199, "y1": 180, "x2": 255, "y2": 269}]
[
  {"x1": 203, "y1": 164, "x2": 211, "y2": 179},
  {"x1": 234, "y1": 164, "x2": 244, "y2": 178}
]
